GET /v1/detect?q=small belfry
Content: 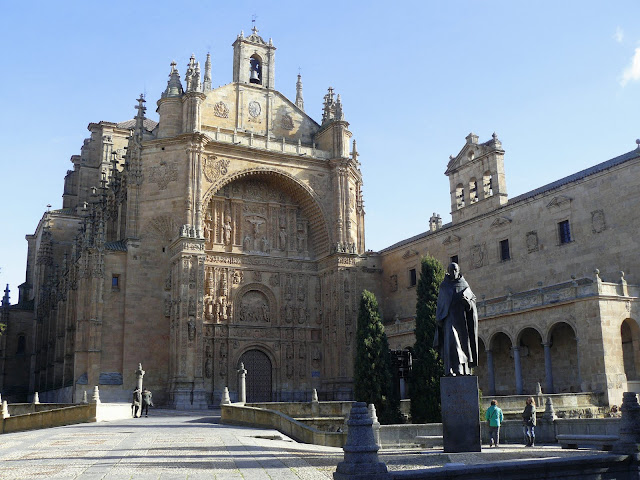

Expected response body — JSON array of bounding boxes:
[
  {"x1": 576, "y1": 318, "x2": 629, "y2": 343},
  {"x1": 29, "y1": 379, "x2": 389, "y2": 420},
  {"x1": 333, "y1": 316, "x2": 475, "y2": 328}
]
[{"x1": 232, "y1": 25, "x2": 276, "y2": 88}]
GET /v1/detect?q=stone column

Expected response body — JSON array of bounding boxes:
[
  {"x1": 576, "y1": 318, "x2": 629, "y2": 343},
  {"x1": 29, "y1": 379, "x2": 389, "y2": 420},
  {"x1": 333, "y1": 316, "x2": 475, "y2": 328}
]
[
  {"x1": 542, "y1": 343, "x2": 554, "y2": 394},
  {"x1": 238, "y1": 363, "x2": 247, "y2": 404},
  {"x1": 513, "y1": 346, "x2": 523, "y2": 395},
  {"x1": 486, "y1": 349, "x2": 496, "y2": 395},
  {"x1": 135, "y1": 363, "x2": 145, "y2": 391}
]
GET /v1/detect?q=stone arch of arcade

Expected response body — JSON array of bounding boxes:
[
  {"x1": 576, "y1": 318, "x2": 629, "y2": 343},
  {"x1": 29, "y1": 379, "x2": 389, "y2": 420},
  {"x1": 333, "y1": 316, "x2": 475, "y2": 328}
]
[
  {"x1": 545, "y1": 321, "x2": 580, "y2": 394},
  {"x1": 621, "y1": 317, "x2": 640, "y2": 391},
  {"x1": 202, "y1": 168, "x2": 332, "y2": 258}
]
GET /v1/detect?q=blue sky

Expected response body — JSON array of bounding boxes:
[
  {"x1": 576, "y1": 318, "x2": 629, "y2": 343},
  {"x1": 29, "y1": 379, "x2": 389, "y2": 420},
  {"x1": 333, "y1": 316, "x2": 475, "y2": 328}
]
[{"x1": 2, "y1": 1, "x2": 640, "y2": 298}]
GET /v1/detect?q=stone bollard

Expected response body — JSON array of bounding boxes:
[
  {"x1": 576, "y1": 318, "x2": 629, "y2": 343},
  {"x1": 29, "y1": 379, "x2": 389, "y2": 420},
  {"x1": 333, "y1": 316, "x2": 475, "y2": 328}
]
[
  {"x1": 33, "y1": 392, "x2": 40, "y2": 404},
  {"x1": 221, "y1": 387, "x2": 231, "y2": 405},
  {"x1": 92, "y1": 386, "x2": 101, "y2": 404},
  {"x1": 238, "y1": 363, "x2": 247, "y2": 404},
  {"x1": 1, "y1": 400, "x2": 10, "y2": 419},
  {"x1": 334, "y1": 402, "x2": 390, "y2": 480},
  {"x1": 612, "y1": 392, "x2": 640, "y2": 454},
  {"x1": 368, "y1": 404, "x2": 381, "y2": 448},
  {"x1": 311, "y1": 389, "x2": 320, "y2": 417},
  {"x1": 81, "y1": 390, "x2": 88, "y2": 404},
  {"x1": 538, "y1": 396, "x2": 557, "y2": 444}
]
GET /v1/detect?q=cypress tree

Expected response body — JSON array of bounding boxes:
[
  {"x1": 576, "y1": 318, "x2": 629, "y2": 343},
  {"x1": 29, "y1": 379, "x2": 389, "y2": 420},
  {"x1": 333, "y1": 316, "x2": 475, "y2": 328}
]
[
  {"x1": 354, "y1": 290, "x2": 401, "y2": 424},
  {"x1": 410, "y1": 255, "x2": 445, "y2": 423}
]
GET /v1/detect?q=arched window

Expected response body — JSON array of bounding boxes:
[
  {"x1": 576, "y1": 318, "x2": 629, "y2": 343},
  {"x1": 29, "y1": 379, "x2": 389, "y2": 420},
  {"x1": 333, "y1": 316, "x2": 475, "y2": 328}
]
[
  {"x1": 249, "y1": 55, "x2": 262, "y2": 85},
  {"x1": 455, "y1": 184, "x2": 465, "y2": 209},
  {"x1": 16, "y1": 334, "x2": 26, "y2": 355},
  {"x1": 469, "y1": 178, "x2": 478, "y2": 203},
  {"x1": 483, "y1": 171, "x2": 493, "y2": 197}
]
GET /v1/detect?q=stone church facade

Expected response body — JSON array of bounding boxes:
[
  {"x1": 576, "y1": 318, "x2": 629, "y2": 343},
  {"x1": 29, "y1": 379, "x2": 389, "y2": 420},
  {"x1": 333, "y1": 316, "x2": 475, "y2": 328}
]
[{"x1": 1, "y1": 29, "x2": 638, "y2": 408}]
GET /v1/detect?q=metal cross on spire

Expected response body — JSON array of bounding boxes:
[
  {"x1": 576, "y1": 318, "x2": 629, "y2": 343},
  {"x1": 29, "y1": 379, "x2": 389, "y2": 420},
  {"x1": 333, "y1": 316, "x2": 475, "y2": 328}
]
[{"x1": 251, "y1": 14, "x2": 258, "y2": 34}]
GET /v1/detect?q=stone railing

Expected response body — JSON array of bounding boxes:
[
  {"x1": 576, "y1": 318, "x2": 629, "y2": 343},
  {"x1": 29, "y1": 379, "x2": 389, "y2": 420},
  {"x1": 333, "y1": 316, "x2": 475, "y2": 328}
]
[
  {"x1": 202, "y1": 127, "x2": 333, "y2": 160},
  {"x1": 479, "y1": 273, "x2": 639, "y2": 319},
  {"x1": 220, "y1": 403, "x2": 346, "y2": 447}
]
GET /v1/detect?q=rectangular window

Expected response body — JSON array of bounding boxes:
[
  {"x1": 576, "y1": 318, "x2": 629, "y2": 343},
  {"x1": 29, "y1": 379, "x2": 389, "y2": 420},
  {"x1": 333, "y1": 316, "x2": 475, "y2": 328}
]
[
  {"x1": 558, "y1": 220, "x2": 572, "y2": 244},
  {"x1": 409, "y1": 268, "x2": 417, "y2": 287},
  {"x1": 500, "y1": 239, "x2": 510, "y2": 261},
  {"x1": 450, "y1": 255, "x2": 459, "y2": 265},
  {"x1": 112, "y1": 275, "x2": 119, "y2": 289}
]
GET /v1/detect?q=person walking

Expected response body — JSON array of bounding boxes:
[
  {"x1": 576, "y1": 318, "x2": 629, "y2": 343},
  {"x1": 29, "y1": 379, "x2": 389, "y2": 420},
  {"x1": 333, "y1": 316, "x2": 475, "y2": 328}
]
[
  {"x1": 485, "y1": 399, "x2": 504, "y2": 448},
  {"x1": 522, "y1": 396, "x2": 537, "y2": 447},
  {"x1": 131, "y1": 388, "x2": 142, "y2": 418},
  {"x1": 141, "y1": 388, "x2": 154, "y2": 417}
]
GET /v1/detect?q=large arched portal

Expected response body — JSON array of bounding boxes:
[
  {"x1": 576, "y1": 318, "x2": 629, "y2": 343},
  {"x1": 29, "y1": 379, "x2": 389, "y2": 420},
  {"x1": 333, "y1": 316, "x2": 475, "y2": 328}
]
[
  {"x1": 239, "y1": 349, "x2": 273, "y2": 402},
  {"x1": 621, "y1": 318, "x2": 640, "y2": 391}
]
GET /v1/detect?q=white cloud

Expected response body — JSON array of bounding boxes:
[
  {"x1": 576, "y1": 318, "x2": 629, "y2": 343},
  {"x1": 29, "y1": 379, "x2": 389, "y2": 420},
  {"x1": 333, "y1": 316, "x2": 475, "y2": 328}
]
[
  {"x1": 613, "y1": 26, "x2": 624, "y2": 43},
  {"x1": 620, "y1": 47, "x2": 640, "y2": 86}
]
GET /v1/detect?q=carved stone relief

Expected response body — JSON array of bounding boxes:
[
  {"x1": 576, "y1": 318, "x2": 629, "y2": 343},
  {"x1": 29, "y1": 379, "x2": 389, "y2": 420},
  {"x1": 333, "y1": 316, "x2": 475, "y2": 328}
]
[
  {"x1": 471, "y1": 243, "x2": 486, "y2": 268},
  {"x1": 281, "y1": 113, "x2": 294, "y2": 130},
  {"x1": 591, "y1": 210, "x2": 606, "y2": 233},
  {"x1": 203, "y1": 156, "x2": 230, "y2": 183},
  {"x1": 213, "y1": 101, "x2": 229, "y2": 118},
  {"x1": 526, "y1": 231, "x2": 539, "y2": 253},
  {"x1": 238, "y1": 290, "x2": 270, "y2": 323},
  {"x1": 149, "y1": 161, "x2": 178, "y2": 190}
]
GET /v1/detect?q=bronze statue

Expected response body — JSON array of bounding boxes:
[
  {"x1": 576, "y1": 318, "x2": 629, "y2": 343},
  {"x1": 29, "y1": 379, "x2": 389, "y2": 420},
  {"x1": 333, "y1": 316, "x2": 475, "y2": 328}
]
[{"x1": 433, "y1": 262, "x2": 478, "y2": 376}]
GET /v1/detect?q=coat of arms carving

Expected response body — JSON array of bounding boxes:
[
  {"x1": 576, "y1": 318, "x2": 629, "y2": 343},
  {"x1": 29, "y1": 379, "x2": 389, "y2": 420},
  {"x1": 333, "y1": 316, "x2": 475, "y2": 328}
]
[
  {"x1": 203, "y1": 156, "x2": 230, "y2": 183},
  {"x1": 213, "y1": 101, "x2": 229, "y2": 118}
]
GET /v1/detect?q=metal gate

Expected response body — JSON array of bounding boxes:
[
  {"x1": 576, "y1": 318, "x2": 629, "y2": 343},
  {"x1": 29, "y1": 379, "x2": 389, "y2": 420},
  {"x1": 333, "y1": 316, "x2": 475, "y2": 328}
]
[{"x1": 239, "y1": 349, "x2": 272, "y2": 402}]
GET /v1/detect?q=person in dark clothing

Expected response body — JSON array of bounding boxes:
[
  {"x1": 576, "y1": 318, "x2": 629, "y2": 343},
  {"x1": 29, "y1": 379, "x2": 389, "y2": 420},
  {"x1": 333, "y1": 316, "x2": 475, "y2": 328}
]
[
  {"x1": 141, "y1": 388, "x2": 154, "y2": 417},
  {"x1": 131, "y1": 388, "x2": 141, "y2": 418},
  {"x1": 522, "y1": 396, "x2": 537, "y2": 446}
]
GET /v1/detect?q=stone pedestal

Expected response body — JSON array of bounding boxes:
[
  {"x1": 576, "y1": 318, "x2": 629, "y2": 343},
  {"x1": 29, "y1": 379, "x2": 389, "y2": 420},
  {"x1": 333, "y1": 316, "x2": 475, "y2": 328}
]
[
  {"x1": 440, "y1": 375, "x2": 481, "y2": 453},
  {"x1": 333, "y1": 402, "x2": 390, "y2": 480},
  {"x1": 221, "y1": 387, "x2": 231, "y2": 405},
  {"x1": 612, "y1": 391, "x2": 640, "y2": 454}
]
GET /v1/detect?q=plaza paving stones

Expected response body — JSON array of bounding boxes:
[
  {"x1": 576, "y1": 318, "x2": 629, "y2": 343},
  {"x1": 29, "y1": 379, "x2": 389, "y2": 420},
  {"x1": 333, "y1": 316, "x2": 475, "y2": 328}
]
[{"x1": 0, "y1": 409, "x2": 598, "y2": 479}]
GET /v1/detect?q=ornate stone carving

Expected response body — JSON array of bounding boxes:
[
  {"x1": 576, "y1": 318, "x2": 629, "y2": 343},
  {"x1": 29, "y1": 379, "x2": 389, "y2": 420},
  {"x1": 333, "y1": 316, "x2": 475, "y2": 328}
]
[
  {"x1": 145, "y1": 215, "x2": 179, "y2": 242},
  {"x1": 187, "y1": 318, "x2": 195, "y2": 341},
  {"x1": 248, "y1": 101, "x2": 261, "y2": 118},
  {"x1": 491, "y1": 217, "x2": 512, "y2": 228},
  {"x1": 546, "y1": 195, "x2": 572, "y2": 209},
  {"x1": 402, "y1": 249, "x2": 419, "y2": 259},
  {"x1": 442, "y1": 234, "x2": 461, "y2": 246},
  {"x1": 526, "y1": 231, "x2": 539, "y2": 253},
  {"x1": 253, "y1": 270, "x2": 262, "y2": 282},
  {"x1": 238, "y1": 290, "x2": 270, "y2": 323},
  {"x1": 213, "y1": 101, "x2": 229, "y2": 118},
  {"x1": 281, "y1": 113, "x2": 294, "y2": 130},
  {"x1": 203, "y1": 156, "x2": 230, "y2": 183},
  {"x1": 471, "y1": 243, "x2": 486, "y2": 268},
  {"x1": 149, "y1": 161, "x2": 178, "y2": 190},
  {"x1": 591, "y1": 209, "x2": 606, "y2": 233},
  {"x1": 269, "y1": 273, "x2": 279, "y2": 286},
  {"x1": 232, "y1": 270, "x2": 244, "y2": 284}
]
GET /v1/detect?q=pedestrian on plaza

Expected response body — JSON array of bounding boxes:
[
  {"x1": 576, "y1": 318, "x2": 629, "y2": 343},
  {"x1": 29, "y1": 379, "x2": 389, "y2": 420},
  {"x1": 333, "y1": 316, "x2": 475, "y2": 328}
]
[
  {"x1": 141, "y1": 388, "x2": 154, "y2": 417},
  {"x1": 485, "y1": 399, "x2": 504, "y2": 448},
  {"x1": 131, "y1": 388, "x2": 142, "y2": 418},
  {"x1": 522, "y1": 396, "x2": 537, "y2": 447}
]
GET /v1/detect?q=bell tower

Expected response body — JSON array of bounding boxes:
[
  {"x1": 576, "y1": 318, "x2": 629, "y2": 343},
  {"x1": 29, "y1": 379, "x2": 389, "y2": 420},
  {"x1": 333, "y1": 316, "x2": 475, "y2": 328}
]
[{"x1": 232, "y1": 27, "x2": 276, "y2": 89}]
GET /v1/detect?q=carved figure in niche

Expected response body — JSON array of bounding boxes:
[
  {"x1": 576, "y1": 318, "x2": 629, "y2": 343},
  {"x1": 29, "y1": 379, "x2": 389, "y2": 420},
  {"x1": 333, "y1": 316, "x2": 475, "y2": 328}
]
[
  {"x1": 243, "y1": 234, "x2": 252, "y2": 251},
  {"x1": 298, "y1": 305, "x2": 306, "y2": 324},
  {"x1": 204, "y1": 297, "x2": 214, "y2": 321},
  {"x1": 279, "y1": 227, "x2": 287, "y2": 251},
  {"x1": 285, "y1": 275, "x2": 293, "y2": 299},
  {"x1": 262, "y1": 303, "x2": 270, "y2": 322},
  {"x1": 261, "y1": 236, "x2": 269, "y2": 252},
  {"x1": 297, "y1": 279, "x2": 306, "y2": 302},
  {"x1": 226, "y1": 302, "x2": 233, "y2": 321},
  {"x1": 204, "y1": 212, "x2": 213, "y2": 243},
  {"x1": 220, "y1": 272, "x2": 228, "y2": 297},
  {"x1": 232, "y1": 270, "x2": 243, "y2": 284},
  {"x1": 316, "y1": 308, "x2": 323, "y2": 325},
  {"x1": 188, "y1": 318, "x2": 196, "y2": 341},
  {"x1": 205, "y1": 357, "x2": 212, "y2": 378},
  {"x1": 219, "y1": 342, "x2": 227, "y2": 377},
  {"x1": 214, "y1": 301, "x2": 221, "y2": 322},
  {"x1": 188, "y1": 297, "x2": 196, "y2": 316},
  {"x1": 285, "y1": 303, "x2": 294, "y2": 323},
  {"x1": 286, "y1": 345, "x2": 293, "y2": 359},
  {"x1": 222, "y1": 215, "x2": 232, "y2": 245},
  {"x1": 269, "y1": 273, "x2": 279, "y2": 287},
  {"x1": 312, "y1": 347, "x2": 321, "y2": 367}
]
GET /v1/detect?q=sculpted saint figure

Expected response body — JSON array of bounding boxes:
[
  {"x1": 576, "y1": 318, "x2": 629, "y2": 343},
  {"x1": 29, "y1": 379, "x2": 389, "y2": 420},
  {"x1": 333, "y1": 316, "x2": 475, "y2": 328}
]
[{"x1": 433, "y1": 262, "x2": 478, "y2": 376}]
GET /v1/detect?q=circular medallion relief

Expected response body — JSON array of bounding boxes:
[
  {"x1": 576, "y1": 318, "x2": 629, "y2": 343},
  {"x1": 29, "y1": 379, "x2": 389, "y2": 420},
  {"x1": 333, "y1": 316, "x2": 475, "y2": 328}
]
[{"x1": 248, "y1": 101, "x2": 261, "y2": 118}]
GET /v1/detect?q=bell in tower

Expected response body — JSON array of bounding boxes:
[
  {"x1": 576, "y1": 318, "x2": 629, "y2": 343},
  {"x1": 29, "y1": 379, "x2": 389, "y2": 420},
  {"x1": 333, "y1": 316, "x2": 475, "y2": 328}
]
[{"x1": 249, "y1": 56, "x2": 262, "y2": 84}]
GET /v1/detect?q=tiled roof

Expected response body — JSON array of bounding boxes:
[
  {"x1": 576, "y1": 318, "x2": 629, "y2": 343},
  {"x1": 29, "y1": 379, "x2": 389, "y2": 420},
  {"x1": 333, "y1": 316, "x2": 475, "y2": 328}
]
[
  {"x1": 116, "y1": 118, "x2": 158, "y2": 131},
  {"x1": 509, "y1": 148, "x2": 640, "y2": 204},
  {"x1": 379, "y1": 148, "x2": 640, "y2": 254},
  {"x1": 105, "y1": 240, "x2": 127, "y2": 252}
]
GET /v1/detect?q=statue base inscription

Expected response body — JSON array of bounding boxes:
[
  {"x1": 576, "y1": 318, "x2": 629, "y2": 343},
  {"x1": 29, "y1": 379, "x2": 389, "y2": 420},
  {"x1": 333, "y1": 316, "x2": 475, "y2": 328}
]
[{"x1": 440, "y1": 375, "x2": 481, "y2": 453}]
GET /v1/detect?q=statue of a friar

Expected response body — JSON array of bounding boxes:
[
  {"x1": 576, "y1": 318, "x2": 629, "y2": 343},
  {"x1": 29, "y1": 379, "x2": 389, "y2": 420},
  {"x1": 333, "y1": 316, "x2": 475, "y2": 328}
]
[{"x1": 433, "y1": 262, "x2": 479, "y2": 376}]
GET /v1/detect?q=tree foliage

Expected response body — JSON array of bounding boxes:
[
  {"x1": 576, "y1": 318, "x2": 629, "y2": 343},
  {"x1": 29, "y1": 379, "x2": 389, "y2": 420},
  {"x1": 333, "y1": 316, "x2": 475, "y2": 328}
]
[
  {"x1": 410, "y1": 255, "x2": 446, "y2": 423},
  {"x1": 354, "y1": 290, "x2": 401, "y2": 424}
]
